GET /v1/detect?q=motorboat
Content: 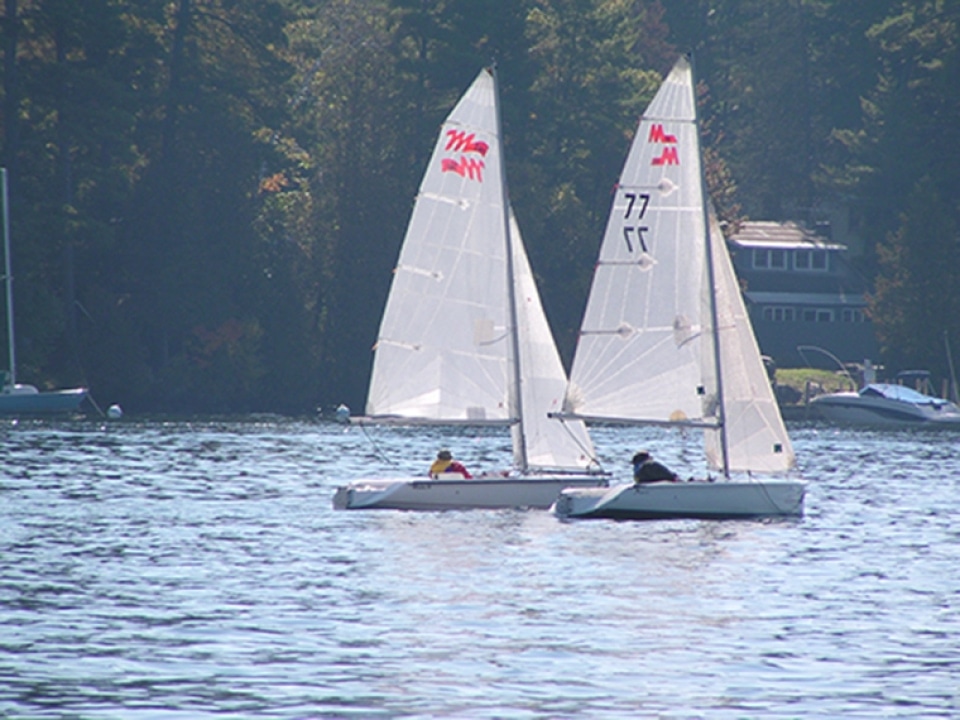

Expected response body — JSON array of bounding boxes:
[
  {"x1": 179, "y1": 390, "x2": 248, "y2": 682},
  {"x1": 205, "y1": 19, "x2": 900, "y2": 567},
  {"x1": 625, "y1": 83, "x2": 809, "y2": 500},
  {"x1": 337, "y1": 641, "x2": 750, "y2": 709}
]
[{"x1": 810, "y1": 383, "x2": 960, "y2": 427}]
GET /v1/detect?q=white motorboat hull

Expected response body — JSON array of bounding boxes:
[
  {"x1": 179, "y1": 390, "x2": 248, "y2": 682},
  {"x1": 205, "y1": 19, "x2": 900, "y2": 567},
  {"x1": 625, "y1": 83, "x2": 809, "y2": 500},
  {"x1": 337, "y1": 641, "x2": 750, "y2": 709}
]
[
  {"x1": 553, "y1": 479, "x2": 804, "y2": 520},
  {"x1": 811, "y1": 392, "x2": 960, "y2": 427},
  {"x1": 333, "y1": 474, "x2": 609, "y2": 511}
]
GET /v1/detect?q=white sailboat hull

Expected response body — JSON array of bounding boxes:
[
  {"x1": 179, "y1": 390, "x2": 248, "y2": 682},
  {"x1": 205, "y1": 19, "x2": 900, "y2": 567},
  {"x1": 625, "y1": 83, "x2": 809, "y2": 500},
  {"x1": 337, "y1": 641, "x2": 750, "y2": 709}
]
[
  {"x1": 553, "y1": 479, "x2": 804, "y2": 520},
  {"x1": 0, "y1": 386, "x2": 88, "y2": 415},
  {"x1": 334, "y1": 474, "x2": 608, "y2": 511}
]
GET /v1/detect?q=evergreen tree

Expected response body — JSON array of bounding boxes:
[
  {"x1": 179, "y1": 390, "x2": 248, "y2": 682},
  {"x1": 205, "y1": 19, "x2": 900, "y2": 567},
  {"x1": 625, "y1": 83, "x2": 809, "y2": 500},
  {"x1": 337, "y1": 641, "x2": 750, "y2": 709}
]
[
  {"x1": 521, "y1": 0, "x2": 673, "y2": 360},
  {"x1": 871, "y1": 177, "x2": 960, "y2": 379}
]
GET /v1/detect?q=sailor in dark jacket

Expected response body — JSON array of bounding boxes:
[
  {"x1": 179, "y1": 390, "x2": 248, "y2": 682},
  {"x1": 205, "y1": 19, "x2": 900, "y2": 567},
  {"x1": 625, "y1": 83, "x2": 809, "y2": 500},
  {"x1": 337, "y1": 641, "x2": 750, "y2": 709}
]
[{"x1": 632, "y1": 450, "x2": 679, "y2": 483}]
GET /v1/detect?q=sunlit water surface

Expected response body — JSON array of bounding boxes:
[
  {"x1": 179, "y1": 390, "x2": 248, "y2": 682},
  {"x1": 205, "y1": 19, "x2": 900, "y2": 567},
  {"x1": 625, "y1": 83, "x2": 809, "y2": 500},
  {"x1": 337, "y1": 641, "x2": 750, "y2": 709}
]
[{"x1": 1, "y1": 417, "x2": 958, "y2": 718}]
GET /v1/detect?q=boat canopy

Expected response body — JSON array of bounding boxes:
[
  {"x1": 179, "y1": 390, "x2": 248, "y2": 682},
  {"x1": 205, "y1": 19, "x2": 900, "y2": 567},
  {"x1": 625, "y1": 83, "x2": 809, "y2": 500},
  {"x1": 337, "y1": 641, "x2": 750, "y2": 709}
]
[{"x1": 860, "y1": 383, "x2": 949, "y2": 406}]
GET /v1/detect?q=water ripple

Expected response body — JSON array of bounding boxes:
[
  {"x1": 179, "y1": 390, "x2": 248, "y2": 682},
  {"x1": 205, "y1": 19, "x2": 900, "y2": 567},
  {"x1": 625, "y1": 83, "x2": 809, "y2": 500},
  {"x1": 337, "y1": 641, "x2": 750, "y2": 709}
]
[{"x1": 0, "y1": 418, "x2": 958, "y2": 717}]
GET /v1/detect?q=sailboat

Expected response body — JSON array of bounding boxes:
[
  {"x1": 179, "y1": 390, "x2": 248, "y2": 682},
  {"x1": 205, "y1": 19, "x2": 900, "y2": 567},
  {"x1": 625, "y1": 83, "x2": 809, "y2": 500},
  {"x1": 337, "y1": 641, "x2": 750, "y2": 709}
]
[
  {"x1": 333, "y1": 67, "x2": 607, "y2": 511},
  {"x1": 1, "y1": 168, "x2": 88, "y2": 415},
  {"x1": 552, "y1": 56, "x2": 804, "y2": 520}
]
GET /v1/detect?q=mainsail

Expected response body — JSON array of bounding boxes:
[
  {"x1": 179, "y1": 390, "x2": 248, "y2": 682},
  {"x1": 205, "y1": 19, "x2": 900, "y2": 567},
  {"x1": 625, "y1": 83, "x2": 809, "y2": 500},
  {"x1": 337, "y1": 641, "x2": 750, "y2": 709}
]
[
  {"x1": 366, "y1": 71, "x2": 508, "y2": 422},
  {"x1": 564, "y1": 56, "x2": 793, "y2": 474}
]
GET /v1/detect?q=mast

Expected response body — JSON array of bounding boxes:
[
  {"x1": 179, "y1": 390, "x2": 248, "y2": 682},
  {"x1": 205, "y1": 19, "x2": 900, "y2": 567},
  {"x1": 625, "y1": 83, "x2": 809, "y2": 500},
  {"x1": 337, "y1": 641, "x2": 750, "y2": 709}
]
[
  {"x1": 490, "y1": 65, "x2": 528, "y2": 471},
  {"x1": 689, "y1": 54, "x2": 730, "y2": 477},
  {"x1": 2, "y1": 167, "x2": 15, "y2": 387},
  {"x1": 946, "y1": 331, "x2": 959, "y2": 404}
]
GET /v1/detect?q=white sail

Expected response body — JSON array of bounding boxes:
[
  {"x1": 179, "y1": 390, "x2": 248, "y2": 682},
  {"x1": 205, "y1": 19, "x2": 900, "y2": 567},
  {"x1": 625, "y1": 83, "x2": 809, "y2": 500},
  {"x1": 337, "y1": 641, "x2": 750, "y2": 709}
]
[
  {"x1": 366, "y1": 70, "x2": 510, "y2": 422},
  {"x1": 365, "y1": 68, "x2": 595, "y2": 472},
  {"x1": 705, "y1": 206, "x2": 795, "y2": 472},
  {"x1": 565, "y1": 56, "x2": 708, "y2": 426},
  {"x1": 510, "y1": 210, "x2": 595, "y2": 471},
  {"x1": 565, "y1": 55, "x2": 794, "y2": 475}
]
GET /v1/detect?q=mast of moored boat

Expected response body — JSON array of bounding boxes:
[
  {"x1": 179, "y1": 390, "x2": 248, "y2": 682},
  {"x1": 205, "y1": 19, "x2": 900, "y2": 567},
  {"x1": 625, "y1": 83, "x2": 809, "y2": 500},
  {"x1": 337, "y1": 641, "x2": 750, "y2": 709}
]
[
  {"x1": 490, "y1": 65, "x2": 529, "y2": 472},
  {"x1": 945, "y1": 331, "x2": 959, "y2": 404},
  {"x1": 2, "y1": 168, "x2": 16, "y2": 388},
  {"x1": 690, "y1": 54, "x2": 730, "y2": 478}
]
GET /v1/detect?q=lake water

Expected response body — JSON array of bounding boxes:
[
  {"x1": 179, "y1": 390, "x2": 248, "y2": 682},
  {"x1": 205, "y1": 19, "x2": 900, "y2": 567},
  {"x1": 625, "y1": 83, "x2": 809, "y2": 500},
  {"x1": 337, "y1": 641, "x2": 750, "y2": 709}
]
[{"x1": 1, "y1": 416, "x2": 957, "y2": 718}]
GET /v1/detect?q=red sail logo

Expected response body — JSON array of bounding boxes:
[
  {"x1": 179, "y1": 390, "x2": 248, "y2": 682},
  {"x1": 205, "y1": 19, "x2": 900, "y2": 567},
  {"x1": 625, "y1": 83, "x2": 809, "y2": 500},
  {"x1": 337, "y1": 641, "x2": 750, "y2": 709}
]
[
  {"x1": 648, "y1": 123, "x2": 679, "y2": 166},
  {"x1": 441, "y1": 130, "x2": 489, "y2": 182},
  {"x1": 648, "y1": 124, "x2": 677, "y2": 144},
  {"x1": 445, "y1": 130, "x2": 489, "y2": 156},
  {"x1": 441, "y1": 156, "x2": 485, "y2": 181}
]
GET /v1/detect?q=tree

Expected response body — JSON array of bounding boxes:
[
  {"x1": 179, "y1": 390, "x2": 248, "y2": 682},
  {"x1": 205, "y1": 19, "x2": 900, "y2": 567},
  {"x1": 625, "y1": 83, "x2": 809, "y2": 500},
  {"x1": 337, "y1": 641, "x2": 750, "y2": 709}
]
[
  {"x1": 2, "y1": 0, "x2": 148, "y2": 389},
  {"x1": 837, "y1": 1, "x2": 960, "y2": 251},
  {"x1": 870, "y1": 177, "x2": 960, "y2": 378},
  {"x1": 281, "y1": 0, "x2": 413, "y2": 411},
  {"x1": 520, "y1": 0, "x2": 673, "y2": 360},
  {"x1": 110, "y1": 0, "x2": 295, "y2": 411},
  {"x1": 836, "y1": 1, "x2": 960, "y2": 376}
]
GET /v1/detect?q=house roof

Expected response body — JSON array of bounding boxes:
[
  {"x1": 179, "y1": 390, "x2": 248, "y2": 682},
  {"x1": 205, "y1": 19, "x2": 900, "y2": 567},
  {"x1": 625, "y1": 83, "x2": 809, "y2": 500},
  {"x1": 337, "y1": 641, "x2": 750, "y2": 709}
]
[{"x1": 729, "y1": 221, "x2": 845, "y2": 251}]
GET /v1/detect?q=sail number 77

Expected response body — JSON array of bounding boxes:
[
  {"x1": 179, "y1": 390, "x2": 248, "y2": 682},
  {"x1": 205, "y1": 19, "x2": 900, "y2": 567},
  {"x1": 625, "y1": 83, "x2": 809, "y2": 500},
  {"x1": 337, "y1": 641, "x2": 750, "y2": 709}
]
[{"x1": 622, "y1": 192, "x2": 650, "y2": 254}]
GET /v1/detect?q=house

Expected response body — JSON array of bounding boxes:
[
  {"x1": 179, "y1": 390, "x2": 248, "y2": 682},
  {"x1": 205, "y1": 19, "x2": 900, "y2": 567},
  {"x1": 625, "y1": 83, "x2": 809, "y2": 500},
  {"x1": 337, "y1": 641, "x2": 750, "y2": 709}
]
[{"x1": 727, "y1": 221, "x2": 879, "y2": 368}]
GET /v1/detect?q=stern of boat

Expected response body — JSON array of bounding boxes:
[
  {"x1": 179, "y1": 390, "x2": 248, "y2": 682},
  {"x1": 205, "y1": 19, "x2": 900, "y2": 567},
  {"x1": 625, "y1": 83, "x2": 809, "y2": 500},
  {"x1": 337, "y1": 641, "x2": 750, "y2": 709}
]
[{"x1": 332, "y1": 485, "x2": 352, "y2": 510}]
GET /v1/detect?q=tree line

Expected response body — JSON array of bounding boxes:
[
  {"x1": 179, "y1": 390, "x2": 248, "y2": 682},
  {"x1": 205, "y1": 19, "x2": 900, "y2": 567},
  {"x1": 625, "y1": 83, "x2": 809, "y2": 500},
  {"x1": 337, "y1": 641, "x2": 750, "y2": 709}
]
[{"x1": 1, "y1": 0, "x2": 957, "y2": 413}]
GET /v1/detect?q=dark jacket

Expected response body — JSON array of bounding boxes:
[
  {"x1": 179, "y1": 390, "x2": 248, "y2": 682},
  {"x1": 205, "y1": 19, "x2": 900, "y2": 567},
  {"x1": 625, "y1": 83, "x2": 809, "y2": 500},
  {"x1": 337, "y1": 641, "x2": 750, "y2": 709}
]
[{"x1": 633, "y1": 458, "x2": 678, "y2": 483}]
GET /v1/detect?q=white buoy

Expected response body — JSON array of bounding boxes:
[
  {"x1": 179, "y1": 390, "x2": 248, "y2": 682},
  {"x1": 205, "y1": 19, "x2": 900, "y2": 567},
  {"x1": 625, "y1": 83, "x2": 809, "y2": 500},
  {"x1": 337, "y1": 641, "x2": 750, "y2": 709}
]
[{"x1": 107, "y1": 404, "x2": 123, "y2": 420}]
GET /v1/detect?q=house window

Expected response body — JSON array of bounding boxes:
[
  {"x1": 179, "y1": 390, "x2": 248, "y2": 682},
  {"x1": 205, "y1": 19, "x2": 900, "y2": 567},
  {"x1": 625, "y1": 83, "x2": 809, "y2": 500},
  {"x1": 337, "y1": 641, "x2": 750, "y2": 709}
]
[
  {"x1": 753, "y1": 248, "x2": 787, "y2": 270},
  {"x1": 841, "y1": 308, "x2": 865, "y2": 322},
  {"x1": 802, "y1": 308, "x2": 834, "y2": 322},
  {"x1": 795, "y1": 249, "x2": 828, "y2": 271},
  {"x1": 762, "y1": 306, "x2": 795, "y2": 322}
]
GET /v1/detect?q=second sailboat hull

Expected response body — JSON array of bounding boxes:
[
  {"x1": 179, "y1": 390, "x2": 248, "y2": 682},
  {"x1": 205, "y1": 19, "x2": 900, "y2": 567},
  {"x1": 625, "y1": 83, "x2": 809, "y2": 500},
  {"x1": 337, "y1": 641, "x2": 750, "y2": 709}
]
[
  {"x1": 333, "y1": 474, "x2": 609, "y2": 511},
  {"x1": 553, "y1": 479, "x2": 804, "y2": 520}
]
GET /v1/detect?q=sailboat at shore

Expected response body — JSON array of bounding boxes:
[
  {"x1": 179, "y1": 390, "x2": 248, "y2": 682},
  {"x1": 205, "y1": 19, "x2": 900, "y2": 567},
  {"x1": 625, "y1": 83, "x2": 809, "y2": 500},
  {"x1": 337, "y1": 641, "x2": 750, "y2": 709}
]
[
  {"x1": 333, "y1": 67, "x2": 607, "y2": 511},
  {"x1": 1, "y1": 168, "x2": 88, "y2": 415},
  {"x1": 553, "y1": 56, "x2": 804, "y2": 520}
]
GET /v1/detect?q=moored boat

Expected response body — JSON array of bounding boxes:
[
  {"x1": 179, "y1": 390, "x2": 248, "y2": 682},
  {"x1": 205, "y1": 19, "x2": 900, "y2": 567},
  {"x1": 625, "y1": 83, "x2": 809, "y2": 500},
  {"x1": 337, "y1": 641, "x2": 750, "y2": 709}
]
[
  {"x1": 810, "y1": 383, "x2": 960, "y2": 427},
  {"x1": 1, "y1": 168, "x2": 89, "y2": 415}
]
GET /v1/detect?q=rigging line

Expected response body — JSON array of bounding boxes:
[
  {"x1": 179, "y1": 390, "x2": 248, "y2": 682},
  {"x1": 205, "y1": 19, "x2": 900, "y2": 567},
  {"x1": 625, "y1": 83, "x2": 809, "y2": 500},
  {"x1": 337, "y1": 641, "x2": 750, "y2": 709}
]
[
  {"x1": 358, "y1": 422, "x2": 401, "y2": 468},
  {"x1": 556, "y1": 417, "x2": 605, "y2": 472},
  {"x1": 84, "y1": 392, "x2": 107, "y2": 418},
  {"x1": 750, "y1": 470, "x2": 794, "y2": 514}
]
